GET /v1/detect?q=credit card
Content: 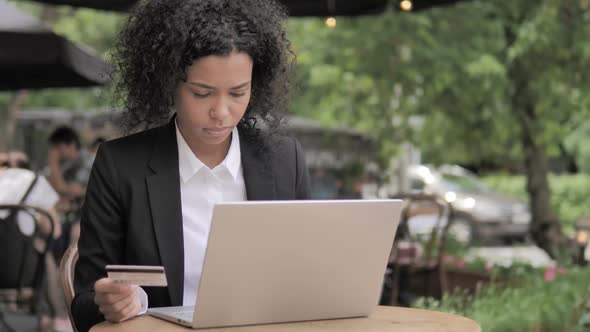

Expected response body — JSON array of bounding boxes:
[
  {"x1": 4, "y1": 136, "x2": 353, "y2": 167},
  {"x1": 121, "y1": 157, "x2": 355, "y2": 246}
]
[{"x1": 106, "y1": 265, "x2": 168, "y2": 287}]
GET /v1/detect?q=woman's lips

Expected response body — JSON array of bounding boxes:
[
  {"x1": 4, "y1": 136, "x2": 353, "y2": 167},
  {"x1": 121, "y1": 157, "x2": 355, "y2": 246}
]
[{"x1": 204, "y1": 127, "x2": 231, "y2": 137}]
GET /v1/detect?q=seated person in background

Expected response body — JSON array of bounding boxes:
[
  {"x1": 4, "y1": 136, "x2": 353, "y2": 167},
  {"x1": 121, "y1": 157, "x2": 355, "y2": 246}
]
[
  {"x1": 47, "y1": 127, "x2": 91, "y2": 248},
  {"x1": 0, "y1": 150, "x2": 28, "y2": 169},
  {"x1": 7, "y1": 150, "x2": 31, "y2": 169},
  {"x1": 47, "y1": 126, "x2": 85, "y2": 201},
  {"x1": 0, "y1": 151, "x2": 9, "y2": 167},
  {"x1": 0, "y1": 152, "x2": 72, "y2": 332},
  {"x1": 75, "y1": 137, "x2": 106, "y2": 189}
]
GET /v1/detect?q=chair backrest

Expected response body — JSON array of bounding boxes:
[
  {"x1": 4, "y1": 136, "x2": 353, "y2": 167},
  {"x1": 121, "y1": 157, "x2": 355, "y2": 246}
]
[
  {"x1": 0, "y1": 204, "x2": 54, "y2": 312},
  {"x1": 60, "y1": 245, "x2": 78, "y2": 332},
  {"x1": 389, "y1": 194, "x2": 455, "y2": 296},
  {"x1": 391, "y1": 194, "x2": 453, "y2": 263}
]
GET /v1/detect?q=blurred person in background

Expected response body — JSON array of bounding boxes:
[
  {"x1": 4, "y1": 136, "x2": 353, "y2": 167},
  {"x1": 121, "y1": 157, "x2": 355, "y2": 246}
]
[
  {"x1": 7, "y1": 150, "x2": 31, "y2": 169},
  {"x1": 47, "y1": 126, "x2": 85, "y2": 201},
  {"x1": 0, "y1": 151, "x2": 72, "y2": 332},
  {"x1": 75, "y1": 137, "x2": 106, "y2": 190},
  {"x1": 310, "y1": 168, "x2": 340, "y2": 199},
  {"x1": 0, "y1": 151, "x2": 8, "y2": 167},
  {"x1": 46, "y1": 126, "x2": 94, "y2": 252},
  {"x1": 0, "y1": 150, "x2": 30, "y2": 169}
]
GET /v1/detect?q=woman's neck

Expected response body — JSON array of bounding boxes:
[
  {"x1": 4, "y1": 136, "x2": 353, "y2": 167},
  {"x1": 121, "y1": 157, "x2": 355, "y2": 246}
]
[{"x1": 188, "y1": 136, "x2": 232, "y2": 169}]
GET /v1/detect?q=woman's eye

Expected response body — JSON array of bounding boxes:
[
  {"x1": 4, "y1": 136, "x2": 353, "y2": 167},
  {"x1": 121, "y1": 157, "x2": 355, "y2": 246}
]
[
  {"x1": 230, "y1": 92, "x2": 246, "y2": 97},
  {"x1": 192, "y1": 91, "x2": 211, "y2": 98}
]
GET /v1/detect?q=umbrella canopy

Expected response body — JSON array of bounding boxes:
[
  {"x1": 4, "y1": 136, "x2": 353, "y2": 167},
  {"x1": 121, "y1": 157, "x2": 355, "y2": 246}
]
[
  {"x1": 400, "y1": 0, "x2": 471, "y2": 11},
  {"x1": 284, "y1": 0, "x2": 389, "y2": 16},
  {"x1": 0, "y1": 0, "x2": 112, "y2": 90},
  {"x1": 25, "y1": 0, "x2": 390, "y2": 16},
  {"x1": 27, "y1": 0, "x2": 136, "y2": 11}
]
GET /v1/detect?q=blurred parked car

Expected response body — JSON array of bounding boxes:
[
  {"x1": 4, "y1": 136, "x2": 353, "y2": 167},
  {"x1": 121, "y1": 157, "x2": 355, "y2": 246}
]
[
  {"x1": 575, "y1": 216, "x2": 590, "y2": 265},
  {"x1": 405, "y1": 164, "x2": 531, "y2": 244}
]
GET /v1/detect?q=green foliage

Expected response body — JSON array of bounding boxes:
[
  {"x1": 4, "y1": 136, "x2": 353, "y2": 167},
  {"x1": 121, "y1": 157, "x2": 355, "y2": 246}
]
[
  {"x1": 414, "y1": 266, "x2": 590, "y2": 332},
  {"x1": 7, "y1": 88, "x2": 113, "y2": 110},
  {"x1": 5, "y1": 0, "x2": 590, "y2": 175},
  {"x1": 483, "y1": 174, "x2": 528, "y2": 199},
  {"x1": 564, "y1": 120, "x2": 590, "y2": 173},
  {"x1": 53, "y1": 8, "x2": 124, "y2": 55},
  {"x1": 288, "y1": 0, "x2": 590, "y2": 167},
  {"x1": 484, "y1": 174, "x2": 590, "y2": 234},
  {"x1": 9, "y1": 1, "x2": 124, "y2": 56}
]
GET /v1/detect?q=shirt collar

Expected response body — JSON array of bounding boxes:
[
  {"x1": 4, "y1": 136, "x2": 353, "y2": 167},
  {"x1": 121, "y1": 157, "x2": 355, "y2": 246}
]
[
  {"x1": 223, "y1": 126, "x2": 242, "y2": 180},
  {"x1": 175, "y1": 120, "x2": 241, "y2": 183}
]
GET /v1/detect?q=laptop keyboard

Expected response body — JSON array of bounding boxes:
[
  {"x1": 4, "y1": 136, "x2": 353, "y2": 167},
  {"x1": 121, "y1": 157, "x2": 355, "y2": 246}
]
[
  {"x1": 151, "y1": 306, "x2": 194, "y2": 321},
  {"x1": 174, "y1": 311, "x2": 194, "y2": 321}
]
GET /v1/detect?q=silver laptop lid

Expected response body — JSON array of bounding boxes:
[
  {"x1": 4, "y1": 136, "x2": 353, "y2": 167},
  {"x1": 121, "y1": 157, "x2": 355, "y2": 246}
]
[{"x1": 193, "y1": 199, "x2": 403, "y2": 328}]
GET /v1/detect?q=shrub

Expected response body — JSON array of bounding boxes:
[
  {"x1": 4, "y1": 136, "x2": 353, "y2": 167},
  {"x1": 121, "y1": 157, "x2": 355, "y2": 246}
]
[{"x1": 414, "y1": 266, "x2": 590, "y2": 332}]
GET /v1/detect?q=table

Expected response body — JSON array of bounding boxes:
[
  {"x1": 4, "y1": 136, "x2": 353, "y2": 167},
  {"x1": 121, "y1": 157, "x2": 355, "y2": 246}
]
[{"x1": 90, "y1": 306, "x2": 481, "y2": 332}]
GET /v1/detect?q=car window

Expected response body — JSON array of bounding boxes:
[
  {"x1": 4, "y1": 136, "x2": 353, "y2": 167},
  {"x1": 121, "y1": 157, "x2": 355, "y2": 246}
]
[
  {"x1": 410, "y1": 177, "x2": 425, "y2": 191},
  {"x1": 440, "y1": 174, "x2": 490, "y2": 194}
]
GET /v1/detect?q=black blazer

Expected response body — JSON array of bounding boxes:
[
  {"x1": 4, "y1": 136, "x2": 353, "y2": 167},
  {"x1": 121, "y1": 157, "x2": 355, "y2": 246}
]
[{"x1": 72, "y1": 118, "x2": 311, "y2": 332}]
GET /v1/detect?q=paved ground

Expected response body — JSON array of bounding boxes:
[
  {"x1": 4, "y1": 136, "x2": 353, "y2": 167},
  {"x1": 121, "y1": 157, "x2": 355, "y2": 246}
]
[
  {"x1": 465, "y1": 245, "x2": 554, "y2": 267},
  {"x1": 1, "y1": 312, "x2": 73, "y2": 332},
  {"x1": 1, "y1": 312, "x2": 38, "y2": 332}
]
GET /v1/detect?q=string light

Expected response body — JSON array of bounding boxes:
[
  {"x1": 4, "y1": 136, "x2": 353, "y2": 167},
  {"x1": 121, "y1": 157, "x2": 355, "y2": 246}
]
[
  {"x1": 400, "y1": 0, "x2": 413, "y2": 11},
  {"x1": 325, "y1": 17, "x2": 337, "y2": 29}
]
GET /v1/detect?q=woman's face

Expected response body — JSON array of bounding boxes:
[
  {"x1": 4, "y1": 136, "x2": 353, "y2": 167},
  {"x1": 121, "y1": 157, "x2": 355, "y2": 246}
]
[{"x1": 174, "y1": 51, "x2": 253, "y2": 150}]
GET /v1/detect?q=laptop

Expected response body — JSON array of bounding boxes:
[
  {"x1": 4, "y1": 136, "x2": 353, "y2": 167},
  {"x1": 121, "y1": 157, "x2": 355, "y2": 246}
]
[{"x1": 148, "y1": 199, "x2": 403, "y2": 329}]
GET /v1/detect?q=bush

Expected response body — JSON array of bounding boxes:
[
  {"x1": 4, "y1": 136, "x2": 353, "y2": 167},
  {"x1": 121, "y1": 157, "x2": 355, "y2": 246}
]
[
  {"x1": 484, "y1": 174, "x2": 590, "y2": 235},
  {"x1": 414, "y1": 266, "x2": 590, "y2": 332}
]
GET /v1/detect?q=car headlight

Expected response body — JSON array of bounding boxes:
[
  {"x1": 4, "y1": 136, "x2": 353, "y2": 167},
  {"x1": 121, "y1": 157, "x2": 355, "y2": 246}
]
[
  {"x1": 576, "y1": 230, "x2": 589, "y2": 245},
  {"x1": 455, "y1": 197, "x2": 476, "y2": 209},
  {"x1": 445, "y1": 191, "x2": 457, "y2": 203},
  {"x1": 457, "y1": 198, "x2": 505, "y2": 222}
]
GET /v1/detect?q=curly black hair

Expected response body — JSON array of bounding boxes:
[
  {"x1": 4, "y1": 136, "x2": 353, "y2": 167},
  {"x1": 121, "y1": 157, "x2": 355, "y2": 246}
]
[{"x1": 112, "y1": 0, "x2": 294, "y2": 145}]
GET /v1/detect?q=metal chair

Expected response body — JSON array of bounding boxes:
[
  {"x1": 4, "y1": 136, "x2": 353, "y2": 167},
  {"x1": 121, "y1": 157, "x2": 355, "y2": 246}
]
[
  {"x1": 382, "y1": 194, "x2": 454, "y2": 305},
  {"x1": 59, "y1": 245, "x2": 79, "y2": 332}
]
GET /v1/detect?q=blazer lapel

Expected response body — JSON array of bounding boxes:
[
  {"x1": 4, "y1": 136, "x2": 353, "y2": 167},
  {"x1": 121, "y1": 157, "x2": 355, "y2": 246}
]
[
  {"x1": 146, "y1": 120, "x2": 184, "y2": 306},
  {"x1": 240, "y1": 135, "x2": 276, "y2": 200}
]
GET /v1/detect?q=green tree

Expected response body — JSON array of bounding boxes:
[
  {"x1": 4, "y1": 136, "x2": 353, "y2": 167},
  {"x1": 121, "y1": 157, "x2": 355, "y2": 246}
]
[{"x1": 288, "y1": 0, "x2": 590, "y2": 257}]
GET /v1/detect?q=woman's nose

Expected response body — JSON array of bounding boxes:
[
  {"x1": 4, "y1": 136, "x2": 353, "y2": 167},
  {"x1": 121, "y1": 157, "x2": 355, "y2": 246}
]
[{"x1": 210, "y1": 96, "x2": 231, "y2": 120}]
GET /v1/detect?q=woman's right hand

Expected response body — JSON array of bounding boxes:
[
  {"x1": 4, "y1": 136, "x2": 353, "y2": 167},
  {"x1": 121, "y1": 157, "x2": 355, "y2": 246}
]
[{"x1": 94, "y1": 278, "x2": 143, "y2": 323}]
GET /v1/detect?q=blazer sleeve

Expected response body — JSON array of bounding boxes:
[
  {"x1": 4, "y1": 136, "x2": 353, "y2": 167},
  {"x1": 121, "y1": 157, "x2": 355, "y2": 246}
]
[
  {"x1": 293, "y1": 137, "x2": 311, "y2": 200},
  {"x1": 72, "y1": 145, "x2": 126, "y2": 332}
]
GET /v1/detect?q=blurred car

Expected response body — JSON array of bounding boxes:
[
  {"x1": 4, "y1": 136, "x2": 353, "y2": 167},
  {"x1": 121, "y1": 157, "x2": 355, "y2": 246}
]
[
  {"x1": 404, "y1": 164, "x2": 531, "y2": 244},
  {"x1": 575, "y1": 217, "x2": 590, "y2": 264}
]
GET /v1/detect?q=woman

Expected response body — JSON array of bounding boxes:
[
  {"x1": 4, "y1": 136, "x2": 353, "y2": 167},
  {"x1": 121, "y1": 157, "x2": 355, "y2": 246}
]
[{"x1": 72, "y1": 1, "x2": 310, "y2": 331}]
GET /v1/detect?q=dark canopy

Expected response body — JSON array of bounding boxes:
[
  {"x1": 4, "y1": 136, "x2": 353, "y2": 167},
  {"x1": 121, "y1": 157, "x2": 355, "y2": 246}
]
[
  {"x1": 25, "y1": 0, "x2": 390, "y2": 16},
  {"x1": 27, "y1": 0, "x2": 136, "y2": 11},
  {"x1": 0, "y1": 0, "x2": 112, "y2": 90},
  {"x1": 25, "y1": 0, "x2": 472, "y2": 14},
  {"x1": 406, "y1": 0, "x2": 470, "y2": 11}
]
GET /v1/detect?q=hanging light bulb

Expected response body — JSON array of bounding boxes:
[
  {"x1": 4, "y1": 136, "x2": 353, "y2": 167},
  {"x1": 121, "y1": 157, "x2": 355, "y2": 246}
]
[
  {"x1": 325, "y1": 17, "x2": 337, "y2": 29},
  {"x1": 400, "y1": 0, "x2": 413, "y2": 11}
]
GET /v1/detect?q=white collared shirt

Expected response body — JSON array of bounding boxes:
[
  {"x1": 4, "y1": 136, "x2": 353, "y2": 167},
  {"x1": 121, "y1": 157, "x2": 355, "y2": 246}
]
[{"x1": 175, "y1": 122, "x2": 247, "y2": 306}]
